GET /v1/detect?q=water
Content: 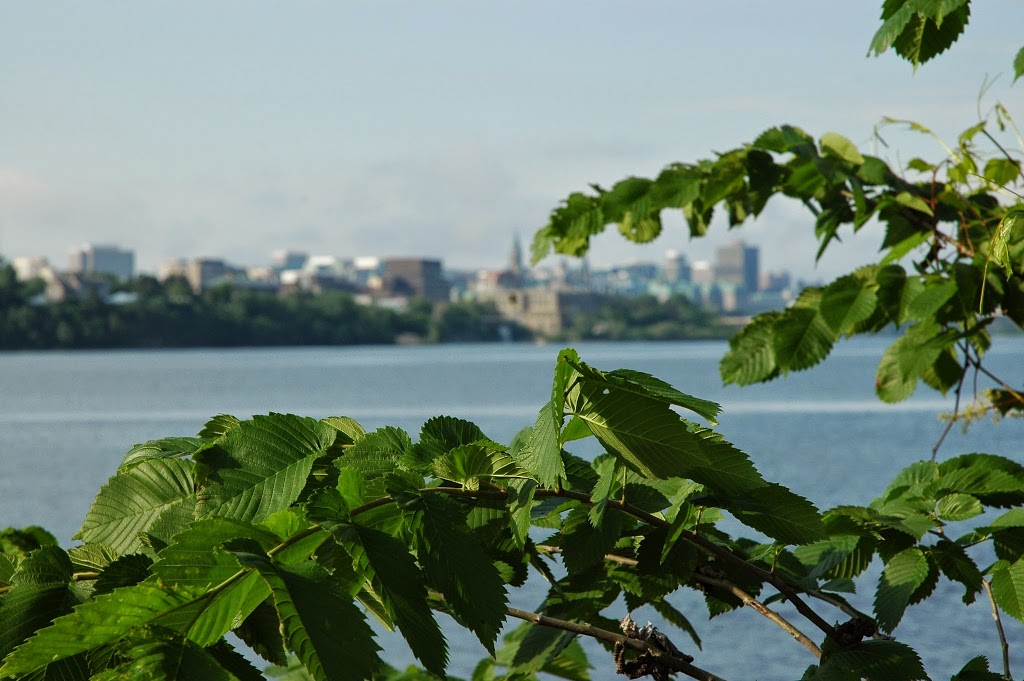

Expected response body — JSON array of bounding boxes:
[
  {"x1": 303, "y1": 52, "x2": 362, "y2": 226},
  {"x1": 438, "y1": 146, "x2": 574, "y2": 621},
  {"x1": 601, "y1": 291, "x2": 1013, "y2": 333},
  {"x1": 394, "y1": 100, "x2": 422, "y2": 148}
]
[{"x1": 1, "y1": 339, "x2": 1021, "y2": 680}]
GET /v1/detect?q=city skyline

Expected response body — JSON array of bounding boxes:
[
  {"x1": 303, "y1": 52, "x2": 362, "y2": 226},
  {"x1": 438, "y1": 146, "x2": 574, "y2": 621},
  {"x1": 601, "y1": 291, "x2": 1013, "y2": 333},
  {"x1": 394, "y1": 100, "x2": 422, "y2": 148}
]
[{"x1": 3, "y1": 3, "x2": 1022, "y2": 282}]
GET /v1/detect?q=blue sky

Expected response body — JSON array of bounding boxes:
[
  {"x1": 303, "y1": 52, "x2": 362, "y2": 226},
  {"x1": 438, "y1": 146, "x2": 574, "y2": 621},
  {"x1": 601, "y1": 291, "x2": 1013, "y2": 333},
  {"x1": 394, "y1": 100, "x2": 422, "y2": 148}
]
[{"x1": 2, "y1": 2, "x2": 1022, "y2": 281}]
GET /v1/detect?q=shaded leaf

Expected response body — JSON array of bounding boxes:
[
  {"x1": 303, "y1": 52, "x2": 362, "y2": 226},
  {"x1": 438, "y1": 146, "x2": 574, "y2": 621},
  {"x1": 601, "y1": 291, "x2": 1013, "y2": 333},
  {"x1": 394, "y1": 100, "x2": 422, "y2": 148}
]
[{"x1": 874, "y1": 547, "x2": 929, "y2": 632}]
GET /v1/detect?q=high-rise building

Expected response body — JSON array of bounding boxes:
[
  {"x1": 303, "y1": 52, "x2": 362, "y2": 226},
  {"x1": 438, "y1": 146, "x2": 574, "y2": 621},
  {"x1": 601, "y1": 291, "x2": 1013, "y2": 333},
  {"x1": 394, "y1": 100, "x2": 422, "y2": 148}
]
[
  {"x1": 68, "y1": 244, "x2": 135, "y2": 280},
  {"x1": 662, "y1": 249, "x2": 691, "y2": 283},
  {"x1": 382, "y1": 258, "x2": 450, "y2": 302},
  {"x1": 715, "y1": 240, "x2": 759, "y2": 292},
  {"x1": 272, "y1": 250, "x2": 308, "y2": 271}
]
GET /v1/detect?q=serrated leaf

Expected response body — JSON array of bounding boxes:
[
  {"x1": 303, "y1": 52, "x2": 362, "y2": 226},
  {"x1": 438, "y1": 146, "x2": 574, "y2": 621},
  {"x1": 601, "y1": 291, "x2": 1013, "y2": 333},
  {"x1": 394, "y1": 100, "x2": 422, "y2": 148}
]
[
  {"x1": 568, "y1": 375, "x2": 761, "y2": 494},
  {"x1": 0, "y1": 583, "x2": 196, "y2": 677},
  {"x1": 720, "y1": 312, "x2": 780, "y2": 385},
  {"x1": 332, "y1": 523, "x2": 447, "y2": 676},
  {"x1": 990, "y1": 559, "x2": 1024, "y2": 624},
  {"x1": 772, "y1": 306, "x2": 835, "y2": 373},
  {"x1": 727, "y1": 484, "x2": 826, "y2": 545},
  {"x1": 195, "y1": 414, "x2": 336, "y2": 524},
  {"x1": 814, "y1": 640, "x2": 927, "y2": 680},
  {"x1": 588, "y1": 456, "x2": 619, "y2": 527},
  {"x1": 119, "y1": 437, "x2": 211, "y2": 472},
  {"x1": 876, "y1": 320, "x2": 953, "y2": 402},
  {"x1": 931, "y1": 539, "x2": 983, "y2": 604},
  {"x1": 874, "y1": 547, "x2": 929, "y2": 632},
  {"x1": 234, "y1": 598, "x2": 288, "y2": 667},
  {"x1": 519, "y1": 403, "x2": 564, "y2": 488},
  {"x1": 951, "y1": 655, "x2": 1007, "y2": 680},
  {"x1": 93, "y1": 554, "x2": 154, "y2": 596},
  {"x1": 198, "y1": 415, "x2": 241, "y2": 440},
  {"x1": 820, "y1": 274, "x2": 879, "y2": 335},
  {"x1": 320, "y1": 416, "x2": 365, "y2": 445},
  {"x1": 935, "y1": 493, "x2": 983, "y2": 521},
  {"x1": 585, "y1": 366, "x2": 721, "y2": 424},
  {"x1": 397, "y1": 493, "x2": 508, "y2": 653},
  {"x1": 76, "y1": 458, "x2": 196, "y2": 556},
  {"x1": 228, "y1": 553, "x2": 381, "y2": 681},
  {"x1": 97, "y1": 625, "x2": 239, "y2": 680},
  {"x1": 1015, "y1": 46, "x2": 1024, "y2": 82},
  {"x1": 820, "y1": 132, "x2": 864, "y2": 165}
]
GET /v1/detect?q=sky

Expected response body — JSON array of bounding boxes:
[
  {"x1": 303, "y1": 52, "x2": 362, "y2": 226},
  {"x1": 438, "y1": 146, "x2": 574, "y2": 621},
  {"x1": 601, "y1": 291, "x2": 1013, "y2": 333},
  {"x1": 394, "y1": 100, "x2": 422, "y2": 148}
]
[{"x1": 2, "y1": 1, "x2": 1023, "y2": 282}]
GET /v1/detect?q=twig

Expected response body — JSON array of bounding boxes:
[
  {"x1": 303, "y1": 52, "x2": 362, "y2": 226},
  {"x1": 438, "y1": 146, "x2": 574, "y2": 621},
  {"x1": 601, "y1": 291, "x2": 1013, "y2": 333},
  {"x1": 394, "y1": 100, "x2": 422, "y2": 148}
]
[
  {"x1": 504, "y1": 606, "x2": 728, "y2": 681},
  {"x1": 981, "y1": 579, "x2": 1012, "y2": 680},
  {"x1": 539, "y1": 489, "x2": 840, "y2": 642},
  {"x1": 932, "y1": 348, "x2": 970, "y2": 461},
  {"x1": 0, "y1": 570, "x2": 102, "y2": 595},
  {"x1": 537, "y1": 544, "x2": 822, "y2": 659},
  {"x1": 693, "y1": 573, "x2": 821, "y2": 658}
]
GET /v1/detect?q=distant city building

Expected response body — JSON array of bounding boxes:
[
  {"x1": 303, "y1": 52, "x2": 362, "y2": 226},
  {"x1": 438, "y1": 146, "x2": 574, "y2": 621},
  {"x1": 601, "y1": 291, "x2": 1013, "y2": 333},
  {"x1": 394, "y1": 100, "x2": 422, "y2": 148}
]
[
  {"x1": 382, "y1": 258, "x2": 450, "y2": 302},
  {"x1": 272, "y1": 250, "x2": 308, "y2": 271},
  {"x1": 662, "y1": 250, "x2": 691, "y2": 284},
  {"x1": 690, "y1": 260, "x2": 714, "y2": 286},
  {"x1": 715, "y1": 240, "x2": 759, "y2": 292},
  {"x1": 760, "y1": 270, "x2": 792, "y2": 293},
  {"x1": 482, "y1": 288, "x2": 608, "y2": 337},
  {"x1": 11, "y1": 256, "x2": 52, "y2": 281},
  {"x1": 68, "y1": 243, "x2": 134, "y2": 280}
]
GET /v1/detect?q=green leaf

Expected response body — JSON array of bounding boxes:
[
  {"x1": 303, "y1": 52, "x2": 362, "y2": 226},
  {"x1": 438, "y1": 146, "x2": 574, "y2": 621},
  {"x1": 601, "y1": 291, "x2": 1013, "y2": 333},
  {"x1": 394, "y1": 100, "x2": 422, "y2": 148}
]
[
  {"x1": 333, "y1": 524, "x2": 447, "y2": 676},
  {"x1": 195, "y1": 414, "x2": 336, "y2": 524},
  {"x1": 935, "y1": 493, "x2": 982, "y2": 521},
  {"x1": 1015, "y1": 46, "x2": 1024, "y2": 83},
  {"x1": 0, "y1": 583, "x2": 196, "y2": 677},
  {"x1": 588, "y1": 456, "x2": 619, "y2": 527},
  {"x1": 572, "y1": 364, "x2": 721, "y2": 425},
  {"x1": 229, "y1": 553, "x2": 381, "y2": 681},
  {"x1": 820, "y1": 132, "x2": 864, "y2": 165},
  {"x1": 813, "y1": 639, "x2": 927, "y2": 680},
  {"x1": 875, "y1": 320, "x2": 952, "y2": 402},
  {"x1": 0, "y1": 547, "x2": 80, "y2": 663},
  {"x1": 320, "y1": 416, "x2": 366, "y2": 445},
  {"x1": 720, "y1": 312, "x2": 780, "y2": 385},
  {"x1": 119, "y1": 437, "x2": 211, "y2": 472},
  {"x1": 398, "y1": 493, "x2": 508, "y2": 652},
  {"x1": 771, "y1": 306, "x2": 835, "y2": 373},
  {"x1": 567, "y1": 374, "x2": 762, "y2": 494},
  {"x1": 519, "y1": 403, "x2": 564, "y2": 488},
  {"x1": 874, "y1": 547, "x2": 929, "y2": 632},
  {"x1": 951, "y1": 655, "x2": 1008, "y2": 680},
  {"x1": 234, "y1": 598, "x2": 288, "y2": 667},
  {"x1": 820, "y1": 274, "x2": 879, "y2": 335},
  {"x1": 96, "y1": 625, "x2": 240, "y2": 680},
  {"x1": 990, "y1": 559, "x2": 1024, "y2": 624},
  {"x1": 151, "y1": 517, "x2": 280, "y2": 589},
  {"x1": 93, "y1": 554, "x2": 154, "y2": 596},
  {"x1": 727, "y1": 484, "x2": 826, "y2": 546},
  {"x1": 894, "y1": 191, "x2": 934, "y2": 216},
  {"x1": 76, "y1": 458, "x2": 196, "y2": 556},
  {"x1": 198, "y1": 414, "x2": 241, "y2": 440},
  {"x1": 417, "y1": 416, "x2": 486, "y2": 461},
  {"x1": 930, "y1": 540, "x2": 982, "y2": 604}
]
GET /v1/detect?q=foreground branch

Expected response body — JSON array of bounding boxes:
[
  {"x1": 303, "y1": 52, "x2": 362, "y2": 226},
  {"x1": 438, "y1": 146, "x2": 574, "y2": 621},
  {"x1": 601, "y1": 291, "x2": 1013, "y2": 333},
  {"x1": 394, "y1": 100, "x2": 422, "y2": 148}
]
[
  {"x1": 505, "y1": 606, "x2": 728, "y2": 681},
  {"x1": 982, "y1": 579, "x2": 1012, "y2": 680}
]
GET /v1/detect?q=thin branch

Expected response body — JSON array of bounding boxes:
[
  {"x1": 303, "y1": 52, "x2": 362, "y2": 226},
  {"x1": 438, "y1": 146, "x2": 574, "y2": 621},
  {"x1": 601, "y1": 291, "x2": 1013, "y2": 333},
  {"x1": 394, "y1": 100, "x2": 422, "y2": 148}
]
[
  {"x1": 932, "y1": 349, "x2": 970, "y2": 461},
  {"x1": 541, "y1": 488, "x2": 840, "y2": 642},
  {"x1": 504, "y1": 606, "x2": 728, "y2": 681},
  {"x1": 693, "y1": 573, "x2": 821, "y2": 658},
  {"x1": 0, "y1": 570, "x2": 102, "y2": 595},
  {"x1": 981, "y1": 579, "x2": 1012, "y2": 680},
  {"x1": 537, "y1": 544, "x2": 822, "y2": 659}
]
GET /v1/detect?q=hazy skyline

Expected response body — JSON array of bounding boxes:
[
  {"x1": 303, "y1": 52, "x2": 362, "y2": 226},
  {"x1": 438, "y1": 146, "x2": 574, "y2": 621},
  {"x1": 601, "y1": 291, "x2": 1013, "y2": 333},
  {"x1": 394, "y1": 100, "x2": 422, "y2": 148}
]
[{"x1": 3, "y1": 2, "x2": 1023, "y2": 281}]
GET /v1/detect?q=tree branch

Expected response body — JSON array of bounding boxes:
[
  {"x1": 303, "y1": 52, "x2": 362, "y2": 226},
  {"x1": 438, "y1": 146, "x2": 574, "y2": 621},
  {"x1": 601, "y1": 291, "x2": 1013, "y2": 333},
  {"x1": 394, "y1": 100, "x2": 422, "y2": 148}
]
[
  {"x1": 539, "y1": 488, "x2": 840, "y2": 642},
  {"x1": 981, "y1": 578, "x2": 1012, "y2": 680},
  {"x1": 537, "y1": 544, "x2": 822, "y2": 659},
  {"x1": 504, "y1": 606, "x2": 728, "y2": 681}
]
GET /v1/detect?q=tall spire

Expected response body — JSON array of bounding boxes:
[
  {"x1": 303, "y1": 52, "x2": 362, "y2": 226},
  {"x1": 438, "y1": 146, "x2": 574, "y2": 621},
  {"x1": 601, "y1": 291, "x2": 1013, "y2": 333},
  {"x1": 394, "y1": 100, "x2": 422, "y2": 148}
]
[{"x1": 509, "y1": 233, "x2": 524, "y2": 279}]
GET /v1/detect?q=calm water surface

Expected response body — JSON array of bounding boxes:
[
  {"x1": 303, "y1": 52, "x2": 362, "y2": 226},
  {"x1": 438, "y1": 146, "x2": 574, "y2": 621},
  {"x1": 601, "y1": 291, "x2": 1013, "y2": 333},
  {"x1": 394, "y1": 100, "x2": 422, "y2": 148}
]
[{"x1": 1, "y1": 339, "x2": 1021, "y2": 680}]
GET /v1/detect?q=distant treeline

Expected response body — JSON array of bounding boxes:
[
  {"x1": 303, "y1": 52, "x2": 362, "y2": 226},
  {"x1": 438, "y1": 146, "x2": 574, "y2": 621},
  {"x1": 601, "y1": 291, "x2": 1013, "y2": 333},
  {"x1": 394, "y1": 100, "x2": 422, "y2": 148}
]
[
  {"x1": 0, "y1": 264, "x2": 730, "y2": 350},
  {"x1": 0, "y1": 266, "x2": 527, "y2": 350},
  {"x1": 560, "y1": 294, "x2": 732, "y2": 341}
]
